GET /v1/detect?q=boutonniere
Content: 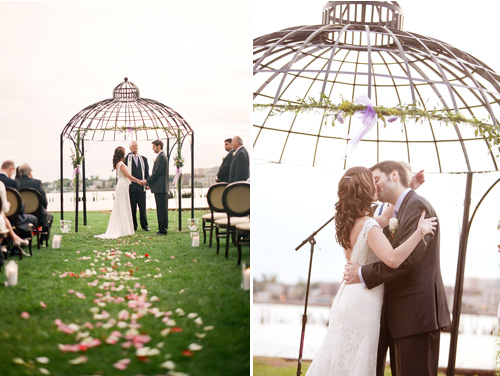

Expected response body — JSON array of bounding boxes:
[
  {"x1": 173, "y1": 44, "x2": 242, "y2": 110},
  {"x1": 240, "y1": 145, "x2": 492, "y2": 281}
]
[
  {"x1": 232, "y1": 152, "x2": 236, "y2": 157},
  {"x1": 389, "y1": 218, "x2": 398, "y2": 239}
]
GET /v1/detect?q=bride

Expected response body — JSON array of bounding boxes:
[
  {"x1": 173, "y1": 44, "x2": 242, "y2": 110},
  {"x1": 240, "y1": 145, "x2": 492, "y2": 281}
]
[
  {"x1": 95, "y1": 147, "x2": 144, "y2": 239},
  {"x1": 305, "y1": 166, "x2": 436, "y2": 375}
]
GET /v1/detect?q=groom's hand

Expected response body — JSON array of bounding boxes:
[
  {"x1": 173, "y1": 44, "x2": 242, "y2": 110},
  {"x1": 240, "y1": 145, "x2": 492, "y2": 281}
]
[{"x1": 343, "y1": 261, "x2": 361, "y2": 284}]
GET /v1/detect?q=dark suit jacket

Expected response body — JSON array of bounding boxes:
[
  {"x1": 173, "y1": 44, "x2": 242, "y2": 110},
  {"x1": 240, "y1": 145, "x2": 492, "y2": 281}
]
[
  {"x1": 229, "y1": 146, "x2": 249, "y2": 183},
  {"x1": 0, "y1": 173, "x2": 20, "y2": 190},
  {"x1": 0, "y1": 173, "x2": 36, "y2": 230},
  {"x1": 124, "y1": 153, "x2": 150, "y2": 193},
  {"x1": 146, "y1": 150, "x2": 167, "y2": 194},
  {"x1": 361, "y1": 190, "x2": 451, "y2": 339},
  {"x1": 17, "y1": 176, "x2": 50, "y2": 225},
  {"x1": 216, "y1": 150, "x2": 234, "y2": 183}
]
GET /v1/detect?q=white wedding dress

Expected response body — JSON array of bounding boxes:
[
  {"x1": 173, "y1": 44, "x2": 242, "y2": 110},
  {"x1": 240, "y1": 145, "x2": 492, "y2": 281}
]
[
  {"x1": 306, "y1": 218, "x2": 384, "y2": 376},
  {"x1": 95, "y1": 161, "x2": 134, "y2": 239}
]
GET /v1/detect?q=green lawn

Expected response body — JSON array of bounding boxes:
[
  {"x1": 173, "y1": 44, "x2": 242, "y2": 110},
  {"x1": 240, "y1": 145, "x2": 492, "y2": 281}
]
[
  {"x1": 253, "y1": 357, "x2": 482, "y2": 376},
  {"x1": 0, "y1": 209, "x2": 250, "y2": 376}
]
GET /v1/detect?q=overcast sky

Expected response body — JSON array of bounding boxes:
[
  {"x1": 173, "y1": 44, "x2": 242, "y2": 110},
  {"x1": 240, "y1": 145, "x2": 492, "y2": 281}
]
[
  {"x1": 251, "y1": 0, "x2": 500, "y2": 285},
  {"x1": 0, "y1": 0, "x2": 250, "y2": 182}
]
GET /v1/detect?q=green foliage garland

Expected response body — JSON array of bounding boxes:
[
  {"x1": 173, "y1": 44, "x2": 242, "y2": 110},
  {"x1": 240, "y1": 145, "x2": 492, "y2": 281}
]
[{"x1": 254, "y1": 94, "x2": 500, "y2": 154}]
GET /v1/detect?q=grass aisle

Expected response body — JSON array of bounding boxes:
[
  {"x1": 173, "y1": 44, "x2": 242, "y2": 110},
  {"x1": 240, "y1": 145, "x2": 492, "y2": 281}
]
[{"x1": 0, "y1": 210, "x2": 250, "y2": 376}]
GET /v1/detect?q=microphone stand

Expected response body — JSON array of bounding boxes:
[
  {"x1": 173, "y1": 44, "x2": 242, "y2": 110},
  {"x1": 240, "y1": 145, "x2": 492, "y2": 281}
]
[{"x1": 295, "y1": 215, "x2": 335, "y2": 376}]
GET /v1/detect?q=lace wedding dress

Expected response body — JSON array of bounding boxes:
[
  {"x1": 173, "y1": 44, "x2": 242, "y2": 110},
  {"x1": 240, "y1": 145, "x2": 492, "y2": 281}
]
[
  {"x1": 306, "y1": 218, "x2": 384, "y2": 376},
  {"x1": 95, "y1": 161, "x2": 134, "y2": 239}
]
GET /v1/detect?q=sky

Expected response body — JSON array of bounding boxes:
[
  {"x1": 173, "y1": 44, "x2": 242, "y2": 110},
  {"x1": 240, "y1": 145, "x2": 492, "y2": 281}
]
[
  {"x1": 251, "y1": 0, "x2": 500, "y2": 286},
  {"x1": 0, "y1": 0, "x2": 251, "y2": 183}
]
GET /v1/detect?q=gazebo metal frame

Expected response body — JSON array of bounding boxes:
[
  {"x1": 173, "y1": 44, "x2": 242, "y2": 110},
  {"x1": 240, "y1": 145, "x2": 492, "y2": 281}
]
[
  {"x1": 60, "y1": 77, "x2": 194, "y2": 232},
  {"x1": 253, "y1": 2, "x2": 500, "y2": 375}
]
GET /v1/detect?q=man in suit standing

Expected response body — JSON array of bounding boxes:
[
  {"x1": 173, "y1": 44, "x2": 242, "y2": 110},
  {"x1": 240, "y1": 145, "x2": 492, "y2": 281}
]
[
  {"x1": 228, "y1": 135, "x2": 249, "y2": 183},
  {"x1": 344, "y1": 160, "x2": 451, "y2": 376},
  {"x1": 142, "y1": 140, "x2": 168, "y2": 235},
  {"x1": 124, "y1": 141, "x2": 150, "y2": 232},
  {"x1": 215, "y1": 138, "x2": 234, "y2": 183},
  {"x1": 17, "y1": 164, "x2": 54, "y2": 244}
]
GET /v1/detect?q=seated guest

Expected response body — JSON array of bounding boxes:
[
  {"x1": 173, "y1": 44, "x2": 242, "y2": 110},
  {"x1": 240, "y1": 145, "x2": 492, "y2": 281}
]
[
  {"x1": 0, "y1": 180, "x2": 29, "y2": 255},
  {"x1": 16, "y1": 163, "x2": 53, "y2": 245},
  {"x1": 0, "y1": 160, "x2": 38, "y2": 239}
]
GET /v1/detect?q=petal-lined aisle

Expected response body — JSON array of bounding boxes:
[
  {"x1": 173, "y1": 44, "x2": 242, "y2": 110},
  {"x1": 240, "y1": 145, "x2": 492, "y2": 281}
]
[{"x1": 1, "y1": 210, "x2": 250, "y2": 376}]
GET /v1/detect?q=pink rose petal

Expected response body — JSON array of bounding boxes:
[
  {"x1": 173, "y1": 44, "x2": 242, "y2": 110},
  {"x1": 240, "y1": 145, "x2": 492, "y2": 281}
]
[
  {"x1": 40, "y1": 301, "x2": 47, "y2": 308},
  {"x1": 20, "y1": 311, "x2": 30, "y2": 319},
  {"x1": 113, "y1": 362, "x2": 127, "y2": 370}
]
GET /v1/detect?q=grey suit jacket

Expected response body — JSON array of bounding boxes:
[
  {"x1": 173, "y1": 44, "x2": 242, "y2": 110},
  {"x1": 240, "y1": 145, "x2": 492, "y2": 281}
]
[
  {"x1": 229, "y1": 146, "x2": 249, "y2": 183},
  {"x1": 146, "y1": 151, "x2": 167, "y2": 194}
]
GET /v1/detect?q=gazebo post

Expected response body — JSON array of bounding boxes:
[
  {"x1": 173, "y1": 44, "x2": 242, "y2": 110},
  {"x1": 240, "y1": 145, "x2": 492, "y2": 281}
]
[
  {"x1": 167, "y1": 137, "x2": 170, "y2": 229},
  {"x1": 191, "y1": 133, "x2": 194, "y2": 220},
  {"x1": 446, "y1": 171, "x2": 473, "y2": 376},
  {"x1": 60, "y1": 133, "x2": 64, "y2": 220},
  {"x1": 75, "y1": 158, "x2": 79, "y2": 233},
  {"x1": 82, "y1": 138, "x2": 87, "y2": 226},
  {"x1": 177, "y1": 138, "x2": 182, "y2": 231}
]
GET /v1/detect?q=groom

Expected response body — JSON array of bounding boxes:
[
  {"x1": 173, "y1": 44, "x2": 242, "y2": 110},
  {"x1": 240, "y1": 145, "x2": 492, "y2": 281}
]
[
  {"x1": 344, "y1": 160, "x2": 451, "y2": 376},
  {"x1": 142, "y1": 140, "x2": 168, "y2": 235}
]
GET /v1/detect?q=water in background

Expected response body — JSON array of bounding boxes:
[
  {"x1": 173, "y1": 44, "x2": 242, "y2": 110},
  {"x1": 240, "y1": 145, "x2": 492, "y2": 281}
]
[
  {"x1": 47, "y1": 188, "x2": 209, "y2": 212},
  {"x1": 254, "y1": 303, "x2": 500, "y2": 370}
]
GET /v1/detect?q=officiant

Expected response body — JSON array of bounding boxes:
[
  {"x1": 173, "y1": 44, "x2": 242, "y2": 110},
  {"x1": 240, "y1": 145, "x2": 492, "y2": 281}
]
[{"x1": 124, "y1": 141, "x2": 150, "y2": 232}]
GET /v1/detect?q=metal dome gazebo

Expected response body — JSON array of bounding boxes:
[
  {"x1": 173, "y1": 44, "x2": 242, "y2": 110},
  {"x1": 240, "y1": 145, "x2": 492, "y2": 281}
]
[
  {"x1": 254, "y1": 1, "x2": 500, "y2": 374},
  {"x1": 60, "y1": 77, "x2": 194, "y2": 232}
]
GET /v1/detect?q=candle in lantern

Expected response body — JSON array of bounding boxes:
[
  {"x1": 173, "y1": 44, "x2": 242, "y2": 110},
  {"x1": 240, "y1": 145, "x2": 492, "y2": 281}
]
[
  {"x1": 52, "y1": 235, "x2": 62, "y2": 249},
  {"x1": 192, "y1": 232, "x2": 200, "y2": 247},
  {"x1": 6, "y1": 261, "x2": 18, "y2": 287},
  {"x1": 241, "y1": 263, "x2": 250, "y2": 290}
]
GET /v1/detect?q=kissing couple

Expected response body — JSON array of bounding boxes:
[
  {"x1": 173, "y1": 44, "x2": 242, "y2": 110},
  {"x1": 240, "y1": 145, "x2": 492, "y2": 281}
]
[
  {"x1": 305, "y1": 160, "x2": 451, "y2": 376},
  {"x1": 96, "y1": 140, "x2": 169, "y2": 239}
]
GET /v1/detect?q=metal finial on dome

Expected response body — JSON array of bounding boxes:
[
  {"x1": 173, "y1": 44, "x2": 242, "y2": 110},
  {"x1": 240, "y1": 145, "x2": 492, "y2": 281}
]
[
  {"x1": 113, "y1": 78, "x2": 140, "y2": 101},
  {"x1": 322, "y1": 1, "x2": 403, "y2": 30}
]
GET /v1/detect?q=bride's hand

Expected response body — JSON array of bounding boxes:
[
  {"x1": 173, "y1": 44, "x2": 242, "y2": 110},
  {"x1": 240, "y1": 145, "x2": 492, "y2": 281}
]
[{"x1": 417, "y1": 210, "x2": 437, "y2": 236}]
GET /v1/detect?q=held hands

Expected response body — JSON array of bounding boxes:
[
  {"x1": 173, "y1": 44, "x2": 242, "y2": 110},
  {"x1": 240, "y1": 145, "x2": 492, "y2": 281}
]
[
  {"x1": 417, "y1": 210, "x2": 437, "y2": 237},
  {"x1": 343, "y1": 261, "x2": 361, "y2": 285}
]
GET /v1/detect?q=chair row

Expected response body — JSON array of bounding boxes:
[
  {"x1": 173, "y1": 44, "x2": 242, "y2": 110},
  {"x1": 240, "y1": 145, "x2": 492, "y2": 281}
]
[
  {"x1": 201, "y1": 182, "x2": 250, "y2": 265},
  {"x1": 4, "y1": 187, "x2": 52, "y2": 258}
]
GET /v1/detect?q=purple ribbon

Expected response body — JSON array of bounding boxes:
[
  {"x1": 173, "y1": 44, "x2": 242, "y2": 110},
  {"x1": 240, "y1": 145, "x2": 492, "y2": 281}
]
[
  {"x1": 172, "y1": 167, "x2": 182, "y2": 186},
  {"x1": 345, "y1": 94, "x2": 378, "y2": 155}
]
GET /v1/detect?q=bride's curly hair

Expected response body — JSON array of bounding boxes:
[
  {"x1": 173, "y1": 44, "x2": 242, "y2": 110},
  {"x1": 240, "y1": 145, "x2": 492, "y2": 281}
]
[
  {"x1": 112, "y1": 147, "x2": 126, "y2": 170},
  {"x1": 335, "y1": 166, "x2": 375, "y2": 250}
]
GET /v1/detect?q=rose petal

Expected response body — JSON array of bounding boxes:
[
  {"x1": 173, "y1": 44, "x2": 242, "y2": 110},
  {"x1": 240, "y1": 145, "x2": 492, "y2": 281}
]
[
  {"x1": 160, "y1": 360, "x2": 176, "y2": 370},
  {"x1": 20, "y1": 311, "x2": 30, "y2": 319},
  {"x1": 40, "y1": 301, "x2": 47, "y2": 308},
  {"x1": 113, "y1": 362, "x2": 127, "y2": 370},
  {"x1": 36, "y1": 357, "x2": 50, "y2": 364},
  {"x1": 39, "y1": 367, "x2": 50, "y2": 375},
  {"x1": 188, "y1": 343, "x2": 203, "y2": 351},
  {"x1": 68, "y1": 356, "x2": 87, "y2": 364}
]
